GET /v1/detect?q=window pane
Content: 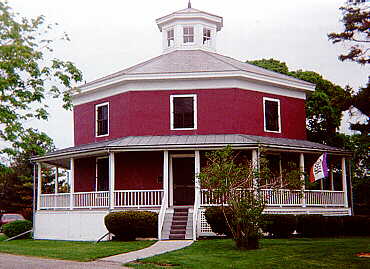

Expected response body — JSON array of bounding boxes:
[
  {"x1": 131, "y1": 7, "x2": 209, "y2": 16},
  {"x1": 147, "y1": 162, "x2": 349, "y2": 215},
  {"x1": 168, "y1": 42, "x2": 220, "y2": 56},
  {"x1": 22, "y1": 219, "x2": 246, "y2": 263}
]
[
  {"x1": 173, "y1": 97, "x2": 194, "y2": 129},
  {"x1": 97, "y1": 158, "x2": 109, "y2": 191},
  {"x1": 265, "y1": 100, "x2": 279, "y2": 131}
]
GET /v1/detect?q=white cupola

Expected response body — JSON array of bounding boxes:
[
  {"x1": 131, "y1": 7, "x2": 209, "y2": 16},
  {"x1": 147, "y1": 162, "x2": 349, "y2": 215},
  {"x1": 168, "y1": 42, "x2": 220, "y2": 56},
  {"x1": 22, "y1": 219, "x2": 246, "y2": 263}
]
[{"x1": 155, "y1": 1, "x2": 223, "y2": 53}]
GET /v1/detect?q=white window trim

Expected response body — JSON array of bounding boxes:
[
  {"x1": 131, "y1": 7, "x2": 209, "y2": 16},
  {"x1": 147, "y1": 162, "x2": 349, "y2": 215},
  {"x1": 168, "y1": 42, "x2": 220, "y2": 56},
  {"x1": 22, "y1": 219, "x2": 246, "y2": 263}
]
[
  {"x1": 263, "y1": 97, "x2": 281, "y2": 133},
  {"x1": 170, "y1": 94, "x2": 197, "y2": 131},
  {"x1": 95, "y1": 102, "x2": 109, "y2": 137},
  {"x1": 95, "y1": 156, "x2": 109, "y2": 192}
]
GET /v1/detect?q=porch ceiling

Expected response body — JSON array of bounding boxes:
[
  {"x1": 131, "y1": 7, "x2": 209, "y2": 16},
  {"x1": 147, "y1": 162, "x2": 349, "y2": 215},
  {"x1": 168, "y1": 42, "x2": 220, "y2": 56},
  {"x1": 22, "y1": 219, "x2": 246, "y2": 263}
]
[{"x1": 31, "y1": 134, "x2": 351, "y2": 163}]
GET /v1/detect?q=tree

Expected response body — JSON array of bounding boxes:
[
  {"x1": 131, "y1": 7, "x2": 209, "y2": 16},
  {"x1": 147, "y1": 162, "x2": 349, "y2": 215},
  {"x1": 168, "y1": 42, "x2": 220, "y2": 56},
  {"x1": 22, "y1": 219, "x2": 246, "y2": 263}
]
[
  {"x1": 247, "y1": 58, "x2": 289, "y2": 75},
  {"x1": 198, "y1": 146, "x2": 302, "y2": 250},
  {"x1": 0, "y1": 2, "x2": 82, "y2": 151},
  {"x1": 328, "y1": 5, "x2": 370, "y2": 65},
  {"x1": 0, "y1": 128, "x2": 58, "y2": 214}
]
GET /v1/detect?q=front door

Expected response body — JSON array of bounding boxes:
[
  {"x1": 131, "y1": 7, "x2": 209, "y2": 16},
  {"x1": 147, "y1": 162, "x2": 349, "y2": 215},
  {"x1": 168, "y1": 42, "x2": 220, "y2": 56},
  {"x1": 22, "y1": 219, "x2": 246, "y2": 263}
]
[{"x1": 172, "y1": 157, "x2": 195, "y2": 206}]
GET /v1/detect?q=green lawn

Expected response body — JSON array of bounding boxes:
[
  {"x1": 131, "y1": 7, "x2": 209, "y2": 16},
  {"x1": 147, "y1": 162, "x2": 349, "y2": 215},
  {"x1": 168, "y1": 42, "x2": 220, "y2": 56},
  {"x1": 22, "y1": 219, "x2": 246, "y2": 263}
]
[
  {"x1": 0, "y1": 237, "x2": 155, "y2": 262},
  {"x1": 127, "y1": 237, "x2": 370, "y2": 269}
]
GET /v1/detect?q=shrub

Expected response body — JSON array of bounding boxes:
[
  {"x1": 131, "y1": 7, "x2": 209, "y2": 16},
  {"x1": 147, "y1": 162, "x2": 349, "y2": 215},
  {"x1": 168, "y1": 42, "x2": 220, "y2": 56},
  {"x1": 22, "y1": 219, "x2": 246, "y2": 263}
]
[
  {"x1": 2, "y1": 220, "x2": 32, "y2": 239},
  {"x1": 104, "y1": 211, "x2": 157, "y2": 241},
  {"x1": 296, "y1": 215, "x2": 325, "y2": 237},
  {"x1": 342, "y1": 216, "x2": 370, "y2": 236},
  {"x1": 262, "y1": 214, "x2": 296, "y2": 238},
  {"x1": 204, "y1": 206, "x2": 233, "y2": 237}
]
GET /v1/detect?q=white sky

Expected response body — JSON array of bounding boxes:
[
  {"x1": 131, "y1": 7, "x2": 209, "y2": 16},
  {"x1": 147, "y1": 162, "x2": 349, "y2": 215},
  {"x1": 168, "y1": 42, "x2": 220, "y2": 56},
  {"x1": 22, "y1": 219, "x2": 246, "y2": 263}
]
[{"x1": 6, "y1": 0, "x2": 369, "y2": 149}]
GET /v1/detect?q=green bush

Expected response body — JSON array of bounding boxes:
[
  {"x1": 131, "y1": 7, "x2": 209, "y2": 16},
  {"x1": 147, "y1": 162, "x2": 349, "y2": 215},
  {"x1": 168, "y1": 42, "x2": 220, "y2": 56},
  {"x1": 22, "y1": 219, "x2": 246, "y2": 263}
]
[
  {"x1": 262, "y1": 214, "x2": 296, "y2": 238},
  {"x1": 204, "y1": 206, "x2": 233, "y2": 237},
  {"x1": 104, "y1": 211, "x2": 157, "y2": 241},
  {"x1": 2, "y1": 220, "x2": 32, "y2": 239}
]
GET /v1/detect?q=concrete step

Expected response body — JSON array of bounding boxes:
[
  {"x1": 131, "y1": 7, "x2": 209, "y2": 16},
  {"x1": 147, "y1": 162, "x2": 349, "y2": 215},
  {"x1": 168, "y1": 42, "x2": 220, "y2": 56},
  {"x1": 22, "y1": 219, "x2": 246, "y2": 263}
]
[
  {"x1": 170, "y1": 230, "x2": 186, "y2": 235},
  {"x1": 169, "y1": 234, "x2": 186, "y2": 240}
]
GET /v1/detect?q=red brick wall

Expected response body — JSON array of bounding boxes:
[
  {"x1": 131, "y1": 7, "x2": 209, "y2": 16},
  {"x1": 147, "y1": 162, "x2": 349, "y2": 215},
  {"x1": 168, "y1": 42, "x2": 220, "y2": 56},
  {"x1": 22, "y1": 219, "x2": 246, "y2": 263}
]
[{"x1": 74, "y1": 88, "x2": 307, "y2": 146}]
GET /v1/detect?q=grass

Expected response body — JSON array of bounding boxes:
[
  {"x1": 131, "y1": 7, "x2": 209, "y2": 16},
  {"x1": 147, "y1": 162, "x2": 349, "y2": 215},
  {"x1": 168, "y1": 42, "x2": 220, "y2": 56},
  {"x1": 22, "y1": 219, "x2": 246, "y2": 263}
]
[
  {"x1": 0, "y1": 236, "x2": 155, "y2": 262},
  {"x1": 127, "y1": 237, "x2": 370, "y2": 269}
]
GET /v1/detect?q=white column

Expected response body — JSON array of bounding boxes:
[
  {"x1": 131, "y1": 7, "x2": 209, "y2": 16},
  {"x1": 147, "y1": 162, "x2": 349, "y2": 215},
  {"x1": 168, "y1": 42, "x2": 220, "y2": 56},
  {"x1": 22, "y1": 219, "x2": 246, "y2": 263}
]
[
  {"x1": 330, "y1": 164, "x2": 334, "y2": 191},
  {"x1": 252, "y1": 149, "x2": 258, "y2": 189},
  {"x1": 194, "y1": 150, "x2": 201, "y2": 199},
  {"x1": 109, "y1": 152, "x2": 115, "y2": 210},
  {"x1": 299, "y1": 153, "x2": 306, "y2": 207},
  {"x1": 69, "y1": 158, "x2": 74, "y2": 210},
  {"x1": 54, "y1": 166, "x2": 59, "y2": 194},
  {"x1": 37, "y1": 163, "x2": 42, "y2": 211},
  {"x1": 163, "y1": 151, "x2": 169, "y2": 207},
  {"x1": 341, "y1": 157, "x2": 349, "y2": 207}
]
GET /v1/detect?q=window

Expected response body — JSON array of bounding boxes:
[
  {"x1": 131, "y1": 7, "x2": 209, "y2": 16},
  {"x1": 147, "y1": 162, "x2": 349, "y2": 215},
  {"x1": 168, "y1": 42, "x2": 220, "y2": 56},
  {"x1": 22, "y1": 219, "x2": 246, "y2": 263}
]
[
  {"x1": 96, "y1": 157, "x2": 109, "y2": 191},
  {"x1": 263, "y1": 97, "x2": 281, "y2": 133},
  {"x1": 167, "y1": 29, "x2": 174, "y2": 47},
  {"x1": 170, "y1": 94, "x2": 197, "y2": 130},
  {"x1": 96, "y1": 102, "x2": 109, "y2": 137},
  {"x1": 183, "y1": 26, "x2": 194, "y2": 43},
  {"x1": 203, "y1": 28, "x2": 211, "y2": 45}
]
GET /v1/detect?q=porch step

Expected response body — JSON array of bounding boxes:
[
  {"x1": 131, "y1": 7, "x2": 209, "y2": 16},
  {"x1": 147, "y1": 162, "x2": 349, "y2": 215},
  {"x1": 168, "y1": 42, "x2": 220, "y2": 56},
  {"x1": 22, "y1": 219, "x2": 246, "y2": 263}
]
[{"x1": 160, "y1": 207, "x2": 193, "y2": 240}]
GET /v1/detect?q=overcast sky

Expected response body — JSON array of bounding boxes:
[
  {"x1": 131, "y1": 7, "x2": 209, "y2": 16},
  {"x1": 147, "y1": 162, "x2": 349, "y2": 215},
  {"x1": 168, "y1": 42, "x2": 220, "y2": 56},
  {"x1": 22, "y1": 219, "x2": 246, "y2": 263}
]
[{"x1": 7, "y1": 0, "x2": 369, "y2": 149}]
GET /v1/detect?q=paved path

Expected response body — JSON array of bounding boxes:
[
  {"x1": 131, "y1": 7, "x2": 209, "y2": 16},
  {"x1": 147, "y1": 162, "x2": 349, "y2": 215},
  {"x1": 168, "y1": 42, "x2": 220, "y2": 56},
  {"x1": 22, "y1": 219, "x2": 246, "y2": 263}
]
[
  {"x1": 100, "y1": 240, "x2": 193, "y2": 264},
  {"x1": 0, "y1": 253, "x2": 128, "y2": 269}
]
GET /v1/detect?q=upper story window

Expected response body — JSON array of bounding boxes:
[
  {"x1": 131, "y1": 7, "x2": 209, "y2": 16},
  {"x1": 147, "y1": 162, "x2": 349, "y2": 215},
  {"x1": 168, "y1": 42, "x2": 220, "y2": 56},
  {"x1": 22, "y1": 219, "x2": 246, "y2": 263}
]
[
  {"x1": 96, "y1": 102, "x2": 109, "y2": 137},
  {"x1": 167, "y1": 29, "x2": 174, "y2": 47},
  {"x1": 183, "y1": 26, "x2": 194, "y2": 43},
  {"x1": 170, "y1": 94, "x2": 197, "y2": 130},
  {"x1": 203, "y1": 28, "x2": 211, "y2": 45},
  {"x1": 263, "y1": 97, "x2": 281, "y2": 133}
]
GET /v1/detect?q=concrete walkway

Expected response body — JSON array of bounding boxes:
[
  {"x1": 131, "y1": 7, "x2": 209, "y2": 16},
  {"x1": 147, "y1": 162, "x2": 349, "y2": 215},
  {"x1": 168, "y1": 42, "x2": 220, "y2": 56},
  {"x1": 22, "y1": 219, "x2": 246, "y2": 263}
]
[{"x1": 100, "y1": 240, "x2": 193, "y2": 264}]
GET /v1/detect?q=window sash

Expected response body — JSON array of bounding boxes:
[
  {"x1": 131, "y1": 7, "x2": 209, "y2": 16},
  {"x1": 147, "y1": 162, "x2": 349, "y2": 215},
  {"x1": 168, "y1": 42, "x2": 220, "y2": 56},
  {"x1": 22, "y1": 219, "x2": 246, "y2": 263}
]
[
  {"x1": 183, "y1": 27, "x2": 194, "y2": 43},
  {"x1": 203, "y1": 28, "x2": 211, "y2": 44},
  {"x1": 167, "y1": 29, "x2": 174, "y2": 47},
  {"x1": 173, "y1": 97, "x2": 195, "y2": 129}
]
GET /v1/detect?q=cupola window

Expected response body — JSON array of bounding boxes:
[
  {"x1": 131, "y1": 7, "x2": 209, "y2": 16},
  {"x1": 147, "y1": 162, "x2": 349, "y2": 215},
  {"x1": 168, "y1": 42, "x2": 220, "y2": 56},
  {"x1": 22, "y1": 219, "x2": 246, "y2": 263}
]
[
  {"x1": 203, "y1": 28, "x2": 211, "y2": 45},
  {"x1": 167, "y1": 29, "x2": 174, "y2": 47},
  {"x1": 183, "y1": 26, "x2": 194, "y2": 43}
]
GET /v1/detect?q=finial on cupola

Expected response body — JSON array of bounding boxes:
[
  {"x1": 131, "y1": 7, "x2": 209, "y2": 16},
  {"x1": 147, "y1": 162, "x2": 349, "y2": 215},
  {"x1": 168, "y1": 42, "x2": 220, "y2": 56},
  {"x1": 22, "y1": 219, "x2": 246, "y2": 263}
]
[{"x1": 188, "y1": 0, "x2": 192, "y2": 8}]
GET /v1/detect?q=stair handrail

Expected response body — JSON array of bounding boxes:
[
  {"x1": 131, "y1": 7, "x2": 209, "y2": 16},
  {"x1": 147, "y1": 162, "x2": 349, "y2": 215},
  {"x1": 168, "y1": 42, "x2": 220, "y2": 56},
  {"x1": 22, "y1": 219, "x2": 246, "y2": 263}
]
[
  {"x1": 193, "y1": 185, "x2": 200, "y2": 240},
  {"x1": 158, "y1": 195, "x2": 167, "y2": 240}
]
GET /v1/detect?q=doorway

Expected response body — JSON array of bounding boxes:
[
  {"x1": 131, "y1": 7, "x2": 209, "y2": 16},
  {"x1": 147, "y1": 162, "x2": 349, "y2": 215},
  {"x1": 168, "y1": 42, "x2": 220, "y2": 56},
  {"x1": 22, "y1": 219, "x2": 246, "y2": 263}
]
[{"x1": 171, "y1": 156, "x2": 195, "y2": 206}]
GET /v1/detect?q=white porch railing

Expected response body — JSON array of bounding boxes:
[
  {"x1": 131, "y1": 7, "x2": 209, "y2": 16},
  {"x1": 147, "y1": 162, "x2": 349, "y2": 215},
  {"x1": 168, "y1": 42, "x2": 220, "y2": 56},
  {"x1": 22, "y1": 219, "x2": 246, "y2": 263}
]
[
  {"x1": 114, "y1": 190, "x2": 163, "y2": 207},
  {"x1": 40, "y1": 193, "x2": 70, "y2": 209},
  {"x1": 74, "y1": 191, "x2": 110, "y2": 208},
  {"x1": 200, "y1": 189, "x2": 345, "y2": 207}
]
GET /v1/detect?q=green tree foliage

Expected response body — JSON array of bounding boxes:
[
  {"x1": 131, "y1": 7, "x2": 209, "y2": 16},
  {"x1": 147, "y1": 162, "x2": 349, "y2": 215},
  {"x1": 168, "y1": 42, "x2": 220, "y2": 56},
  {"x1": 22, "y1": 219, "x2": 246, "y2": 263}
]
[
  {"x1": 0, "y1": 128, "x2": 56, "y2": 212},
  {"x1": 0, "y1": 2, "x2": 82, "y2": 147},
  {"x1": 328, "y1": 5, "x2": 370, "y2": 65},
  {"x1": 247, "y1": 58, "x2": 289, "y2": 75}
]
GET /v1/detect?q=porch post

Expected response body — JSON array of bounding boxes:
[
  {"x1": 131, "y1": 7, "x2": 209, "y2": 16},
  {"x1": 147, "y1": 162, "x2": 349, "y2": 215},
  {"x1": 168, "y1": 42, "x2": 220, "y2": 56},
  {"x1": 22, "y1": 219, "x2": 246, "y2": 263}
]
[
  {"x1": 163, "y1": 151, "x2": 169, "y2": 207},
  {"x1": 70, "y1": 158, "x2": 75, "y2": 210},
  {"x1": 55, "y1": 166, "x2": 59, "y2": 194},
  {"x1": 341, "y1": 157, "x2": 349, "y2": 208},
  {"x1": 252, "y1": 149, "x2": 258, "y2": 189},
  {"x1": 109, "y1": 152, "x2": 115, "y2": 210},
  {"x1": 194, "y1": 150, "x2": 201, "y2": 198},
  {"x1": 54, "y1": 166, "x2": 59, "y2": 209},
  {"x1": 330, "y1": 164, "x2": 334, "y2": 191},
  {"x1": 299, "y1": 153, "x2": 306, "y2": 207},
  {"x1": 37, "y1": 163, "x2": 42, "y2": 211}
]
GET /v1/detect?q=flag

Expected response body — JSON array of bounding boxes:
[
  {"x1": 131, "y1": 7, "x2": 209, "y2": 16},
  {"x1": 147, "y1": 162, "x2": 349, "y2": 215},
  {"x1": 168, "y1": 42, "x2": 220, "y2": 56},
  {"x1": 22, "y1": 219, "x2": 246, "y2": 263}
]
[{"x1": 309, "y1": 153, "x2": 328, "y2": 183}]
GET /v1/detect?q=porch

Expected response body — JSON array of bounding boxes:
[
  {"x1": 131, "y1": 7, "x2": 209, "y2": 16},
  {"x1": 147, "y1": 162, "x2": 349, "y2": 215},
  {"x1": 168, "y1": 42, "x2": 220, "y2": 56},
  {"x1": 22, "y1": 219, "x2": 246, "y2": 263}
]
[{"x1": 32, "y1": 134, "x2": 352, "y2": 240}]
